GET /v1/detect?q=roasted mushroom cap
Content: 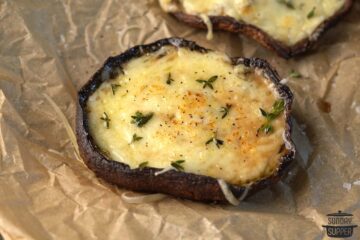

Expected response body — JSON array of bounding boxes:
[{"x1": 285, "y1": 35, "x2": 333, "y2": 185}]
[
  {"x1": 158, "y1": 0, "x2": 353, "y2": 58},
  {"x1": 77, "y1": 38, "x2": 295, "y2": 203}
]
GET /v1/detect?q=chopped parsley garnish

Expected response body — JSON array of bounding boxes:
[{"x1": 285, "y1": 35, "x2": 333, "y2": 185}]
[
  {"x1": 289, "y1": 70, "x2": 302, "y2": 78},
  {"x1": 307, "y1": 7, "x2": 316, "y2": 18},
  {"x1": 277, "y1": 0, "x2": 294, "y2": 9},
  {"x1": 138, "y1": 161, "x2": 148, "y2": 169},
  {"x1": 131, "y1": 111, "x2": 154, "y2": 127},
  {"x1": 257, "y1": 99, "x2": 285, "y2": 135},
  {"x1": 205, "y1": 135, "x2": 224, "y2": 148},
  {"x1": 111, "y1": 84, "x2": 121, "y2": 95},
  {"x1": 171, "y1": 160, "x2": 185, "y2": 171},
  {"x1": 220, "y1": 104, "x2": 232, "y2": 119},
  {"x1": 100, "y1": 112, "x2": 111, "y2": 129},
  {"x1": 196, "y1": 75, "x2": 218, "y2": 90},
  {"x1": 131, "y1": 134, "x2": 143, "y2": 143},
  {"x1": 166, "y1": 73, "x2": 174, "y2": 85}
]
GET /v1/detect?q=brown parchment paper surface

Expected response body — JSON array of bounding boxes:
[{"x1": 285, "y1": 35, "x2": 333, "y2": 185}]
[{"x1": 0, "y1": 0, "x2": 359, "y2": 239}]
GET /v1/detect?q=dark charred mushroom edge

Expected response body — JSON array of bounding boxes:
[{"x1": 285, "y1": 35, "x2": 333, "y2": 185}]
[
  {"x1": 76, "y1": 38, "x2": 295, "y2": 203},
  {"x1": 167, "y1": 0, "x2": 353, "y2": 58}
]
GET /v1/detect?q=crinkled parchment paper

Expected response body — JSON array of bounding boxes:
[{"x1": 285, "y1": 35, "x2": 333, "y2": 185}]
[{"x1": 0, "y1": 0, "x2": 359, "y2": 239}]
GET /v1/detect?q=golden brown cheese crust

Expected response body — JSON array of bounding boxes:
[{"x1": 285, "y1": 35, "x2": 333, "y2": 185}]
[
  {"x1": 87, "y1": 46, "x2": 286, "y2": 185},
  {"x1": 76, "y1": 38, "x2": 295, "y2": 202},
  {"x1": 159, "y1": 0, "x2": 353, "y2": 58}
]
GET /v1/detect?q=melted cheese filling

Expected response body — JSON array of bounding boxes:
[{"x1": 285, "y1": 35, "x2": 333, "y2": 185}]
[
  {"x1": 159, "y1": 0, "x2": 346, "y2": 45},
  {"x1": 87, "y1": 46, "x2": 288, "y2": 185}
]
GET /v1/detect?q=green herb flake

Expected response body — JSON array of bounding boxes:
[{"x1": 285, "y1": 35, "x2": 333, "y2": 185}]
[
  {"x1": 171, "y1": 160, "x2": 185, "y2": 171},
  {"x1": 273, "y1": 99, "x2": 285, "y2": 114},
  {"x1": 259, "y1": 99, "x2": 285, "y2": 121},
  {"x1": 257, "y1": 99, "x2": 285, "y2": 136},
  {"x1": 138, "y1": 161, "x2": 148, "y2": 169},
  {"x1": 307, "y1": 7, "x2": 316, "y2": 18},
  {"x1": 289, "y1": 70, "x2": 302, "y2": 78},
  {"x1": 260, "y1": 108, "x2": 268, "y2": 118},
  {"x1": 100, "y1": 112, "x2": 111, "y2": 129},
  {"x1": 166, "y1": 73, "x2": 174, "y2": 85},
  {"x1": 131, "y1": 111, "x2": 154, "y2": 127},
  {"x1": 205, "y1": 136, "x2": 224, "y2": 149},
  {"x1": 111, "y1": 84, "x2": 121, "y2": 95},
  {"x1": 131, "y1": 134, "x2": 143, "y2": 143},
  {"x1": 220, "y1": 104, "x2": 232, "y2": 119},
  {"x1": 277, "y1": 0, "x2": 294, "y2": 9},
  {"x1": 257, "y1": 123, "x2": 274, "y2": 136},
  {"x1": 196, "y1": 75, "x2": 218, "y2": 90}
]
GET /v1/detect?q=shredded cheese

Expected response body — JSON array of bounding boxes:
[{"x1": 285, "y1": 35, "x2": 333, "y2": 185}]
[
  {"x1": 238, "y1": 186, "x2": 250, "y2": 201},
  {"x1": 121, "y1": 191, "x2": 167, "y2": 204},
  {"x1": 154, "y1": 167, "x2": 175, "y2": 176},
  {"x1": 200, "y1": 14, "x2": 213, "y2": 40},
  {"x1": 218, "y1": 179, "x2": 250, "y2": 206},
  {"x1": 217, "y1": 179, "x2": 240, "y2": 205},
  {"x1": 217, "y1": 179, "x2": 250, "y2": 205}
]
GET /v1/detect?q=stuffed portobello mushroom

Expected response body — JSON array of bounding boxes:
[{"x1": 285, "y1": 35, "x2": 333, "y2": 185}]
[
  {"x1": 159, "y1": 0, "x2": 353, "y2": 58},
  {"x1": 77, "y1": 38, "x2": 295, "y2": 204}
]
